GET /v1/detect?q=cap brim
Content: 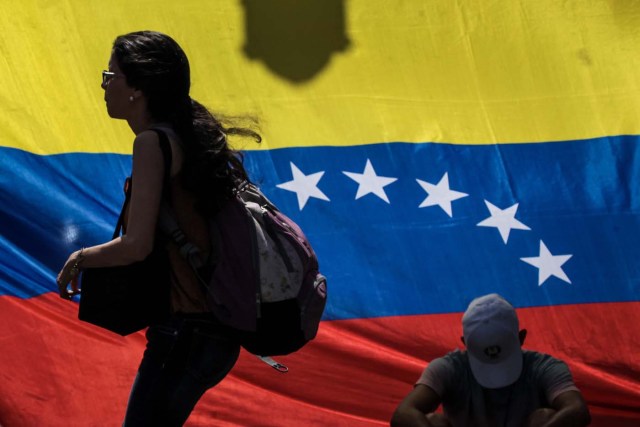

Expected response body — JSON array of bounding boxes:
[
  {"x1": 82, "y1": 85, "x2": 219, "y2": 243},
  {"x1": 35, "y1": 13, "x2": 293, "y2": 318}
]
[{"x1": 465, "y1": 328, "x2": 523, "y2": 389}]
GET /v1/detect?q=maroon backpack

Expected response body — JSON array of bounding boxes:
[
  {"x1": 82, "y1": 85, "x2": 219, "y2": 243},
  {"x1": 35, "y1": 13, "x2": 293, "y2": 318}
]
[{"x1": 156, "y1": 130, "x2": 327, "y2": 359}]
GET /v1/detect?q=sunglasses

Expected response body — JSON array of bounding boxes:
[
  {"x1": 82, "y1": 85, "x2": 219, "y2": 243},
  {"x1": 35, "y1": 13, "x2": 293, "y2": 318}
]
[{"x1": 102, "y1": 70, "x2": 123, "y2": 85}]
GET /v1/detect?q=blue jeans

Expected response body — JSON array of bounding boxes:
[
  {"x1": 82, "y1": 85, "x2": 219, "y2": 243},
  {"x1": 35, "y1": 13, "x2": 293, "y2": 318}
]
[{"x1": 123, "y1": 317, "x2": 240, "y2": 426}]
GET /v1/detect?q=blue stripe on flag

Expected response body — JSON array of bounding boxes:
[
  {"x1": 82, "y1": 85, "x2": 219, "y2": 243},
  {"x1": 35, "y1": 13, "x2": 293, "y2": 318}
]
[
  {"x1": 244, "y1": 135, "x2": 640, "y2": 319},
  {"x1": 1, "y1": 136, "x2": 638, "y2": 321}
]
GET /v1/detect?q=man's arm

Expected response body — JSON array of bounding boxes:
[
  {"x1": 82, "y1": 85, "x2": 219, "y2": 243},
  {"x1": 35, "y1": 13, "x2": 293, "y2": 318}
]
[
  {"x1": 529, "y1": 353, "x2": 591, "y2": 427},
  {"x1": 390, "y1": 384, "x2": 444, "y2": 427},
  {"x1": 546, "y1": 390, "x2": 591, "y2": 426},
  {"x1": 527, "y1": 390, "x2": 591, "y2": 427}
]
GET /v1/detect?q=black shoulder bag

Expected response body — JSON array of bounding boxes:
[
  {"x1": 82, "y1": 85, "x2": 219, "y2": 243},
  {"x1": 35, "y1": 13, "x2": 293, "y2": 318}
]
[{"x1": 78, "y1": 129, "x2": 172, "y2": 335}]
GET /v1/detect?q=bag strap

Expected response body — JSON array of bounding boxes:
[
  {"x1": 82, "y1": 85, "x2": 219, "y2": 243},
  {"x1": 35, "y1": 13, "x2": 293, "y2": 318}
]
[
  {"x1": 153, "y1": 130, "x2": 207, "y2": 270},
  {"x1": 112, "y1": 179, "x2": 132, "y2": 239},
  {"x1": 112, "y1": 128, "x2": 173, "y2": 239}
]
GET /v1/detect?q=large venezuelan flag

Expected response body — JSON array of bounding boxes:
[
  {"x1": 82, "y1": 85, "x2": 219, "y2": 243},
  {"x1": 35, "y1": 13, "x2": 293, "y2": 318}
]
[{"x1": 1, "y1": 1, "x2": 639, "y2": 426}]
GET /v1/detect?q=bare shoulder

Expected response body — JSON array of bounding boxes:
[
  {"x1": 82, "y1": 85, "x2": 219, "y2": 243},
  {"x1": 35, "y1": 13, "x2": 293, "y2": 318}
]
[
  {"x1": 133, "y1": 127, "x2": 183, "y2": 175},
  {"x1": 133, "y1": 129, "x2": 162, "y2": 148},
  {"x1": 131, "y1": 129, "x2": 166, "y2": 161},
  {"x1": 130, "y1": 130, "x2": 164, "y2": 174}
]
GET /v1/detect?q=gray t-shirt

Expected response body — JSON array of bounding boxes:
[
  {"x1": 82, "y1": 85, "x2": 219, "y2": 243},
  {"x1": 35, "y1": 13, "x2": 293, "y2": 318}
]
[{"x1": 416, "y1": 350, "x2": 579, "y2": 427}]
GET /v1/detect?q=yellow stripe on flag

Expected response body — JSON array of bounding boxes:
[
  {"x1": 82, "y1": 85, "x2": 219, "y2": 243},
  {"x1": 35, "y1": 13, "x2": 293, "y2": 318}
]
[{"x1": 1, "y1": 0, "x2": 639, "y2": 154}]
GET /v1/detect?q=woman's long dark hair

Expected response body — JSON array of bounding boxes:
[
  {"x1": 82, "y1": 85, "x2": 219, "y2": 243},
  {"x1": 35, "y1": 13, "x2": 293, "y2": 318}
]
[{"x1": 112, "y1": 30, "x2": 260, "y2": 213}]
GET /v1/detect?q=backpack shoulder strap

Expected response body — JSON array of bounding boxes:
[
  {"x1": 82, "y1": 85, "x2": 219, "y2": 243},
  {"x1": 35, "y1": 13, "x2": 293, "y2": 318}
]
[{"x1": 152, "y1": 129, "x2": 207, "y2": 270}]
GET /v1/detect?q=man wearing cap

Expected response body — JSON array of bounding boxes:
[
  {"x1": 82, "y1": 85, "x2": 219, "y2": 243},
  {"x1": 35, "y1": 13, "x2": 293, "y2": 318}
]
[{"x1": 391, "y1": 294, "x2": 590, "y2": 427}]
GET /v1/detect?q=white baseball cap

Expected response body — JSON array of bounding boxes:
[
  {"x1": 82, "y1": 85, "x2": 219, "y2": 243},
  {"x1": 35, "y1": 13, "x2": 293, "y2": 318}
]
[{"x1": 462, "y1": 293, "x2": 523, "y2": 389}]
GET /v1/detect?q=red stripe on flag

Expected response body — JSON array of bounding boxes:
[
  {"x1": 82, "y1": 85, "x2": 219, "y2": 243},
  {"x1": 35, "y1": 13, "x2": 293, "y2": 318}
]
[{"x1": 0, "y1": 294, "x2": 638, "y2": 426}]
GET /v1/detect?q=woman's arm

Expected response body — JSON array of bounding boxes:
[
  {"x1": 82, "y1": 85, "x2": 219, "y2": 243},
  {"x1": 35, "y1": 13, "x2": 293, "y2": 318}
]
[{"x1": 57, "y1": 130, "x2": 166, "y2": 294}]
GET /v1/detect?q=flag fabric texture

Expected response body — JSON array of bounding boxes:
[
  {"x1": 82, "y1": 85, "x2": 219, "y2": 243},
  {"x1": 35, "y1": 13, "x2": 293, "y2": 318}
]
[{"x1": 1, "y1": 1, "x2": 639, "y2": 426}]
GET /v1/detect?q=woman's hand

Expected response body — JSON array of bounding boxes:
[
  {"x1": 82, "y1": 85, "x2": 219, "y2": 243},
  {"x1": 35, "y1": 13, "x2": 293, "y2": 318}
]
[{"x1": 57, "y1": 249, "x2": 84, "y2": 300}]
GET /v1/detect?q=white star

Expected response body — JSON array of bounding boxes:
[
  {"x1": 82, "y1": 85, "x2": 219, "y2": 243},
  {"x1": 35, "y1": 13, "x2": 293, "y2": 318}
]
[
  {"x1": 477, "y1": 201, "x2": 531, "y2": 244},
  {"x1": 521, "y1": 241, "x2": 572, "y2": 286},
  {"x1": 342, "y1": 159, "x2": 398, "y2": 203},
  {"x1": 416, "y1": 172, "x2": 468, "y2": 217},
  {"x1": 276, "y1": 162, "x2": 330, "y2": 210}
]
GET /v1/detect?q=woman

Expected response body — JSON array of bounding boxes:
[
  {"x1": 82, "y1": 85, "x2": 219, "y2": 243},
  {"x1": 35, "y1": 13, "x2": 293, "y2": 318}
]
[{"x1": 56, "y1": 31, "x2": 259, "y2": 425}]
